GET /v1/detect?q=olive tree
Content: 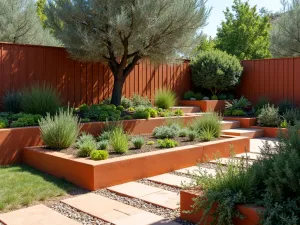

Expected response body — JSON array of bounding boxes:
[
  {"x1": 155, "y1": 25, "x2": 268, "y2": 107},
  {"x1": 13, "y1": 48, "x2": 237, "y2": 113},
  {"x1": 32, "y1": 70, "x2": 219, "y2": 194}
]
[
  {"x1": 0, "y1": 0, "x2": 58, "y2": 46},
  {"x1": 270, "y1": 0, "x2": 300, "y2": 57},
  {"x1": 45, "y1": 0, "x2": 211, "y2": 106}
]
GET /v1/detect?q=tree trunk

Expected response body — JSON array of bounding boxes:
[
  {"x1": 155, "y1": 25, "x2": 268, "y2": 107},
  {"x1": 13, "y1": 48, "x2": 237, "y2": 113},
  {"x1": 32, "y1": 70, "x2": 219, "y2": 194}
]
[{"x1": 110, "y1": 76, "x2": 125, "y2": 106}]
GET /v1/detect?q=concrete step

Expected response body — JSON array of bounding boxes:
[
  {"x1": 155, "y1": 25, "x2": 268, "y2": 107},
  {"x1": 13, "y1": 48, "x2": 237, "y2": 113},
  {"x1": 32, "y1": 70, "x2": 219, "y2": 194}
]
[
  {"x1": 235, "y1": 152, "x2": 261, "y2": 160},
  {"x1": 146, "y1": 173, "x2": 192, "y2": 188},
  {"x1": 176, "y1": 166, "x2": 217, "y2": 177},
  {"x1": 209, "y1": 157, "x2": 254, "y2": 166},
  {"x1": 221, "y1": 120, "x2": 241, "y2": 130},
  {"x1": 171, "y1": 106, "x2": 201, "y2": 113},
  {"x1": 222, "y1": 128, "x2": 264, "y2": 138}
]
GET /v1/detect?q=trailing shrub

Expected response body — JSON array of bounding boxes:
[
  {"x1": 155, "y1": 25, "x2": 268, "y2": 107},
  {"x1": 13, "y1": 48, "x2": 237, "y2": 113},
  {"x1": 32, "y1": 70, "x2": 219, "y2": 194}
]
[
  {"x1": 131, "y1": 137, "x2": 145, "y2": 149},
  {"x1": 131, "y1": 94, "x2": 152, "y2": 107},
  {"x1": 191, "y1": 50, "x2": 243, "y2": 95},
  {"x1": 21, "y1": 84, "x2": 61, "y2": 115},
  {"x1": 187, "y1": 130, "x2": 197, "y2": 141},
  {"x1": 110, "y1": 128, "x2": 128, "y2": 154},
  {"x1": 157, "y1": 139, "x2": 178, "y2": 148},
  {"x1": 10, "y1": 114, "x2": 42, "y2": 127},
  {"x1": 154, "y1": 89, "x2": 177, "y2": 109},
  {"x1": 3, "y1": 90, "x2": 22, "y2": 113},
  {"x1": 90, "y1": 150, "x2": 109, "y2": 160},
  {"x1": 278, "y1": 99, "x2": 295, "y2": 114},
  {"x1": 39, "y1": 108, "x2": 81, "y2": 149},
  {"x1": 0, "y1": 118, "x2": 9, "y2": 128},
  {"x1": 97, "y1": 140, "x2": 109, "y2": 150},
  {"x1": 190, "y1": 112, "x2": 222, "y2": 138},
  {"x1": 258, "y1": 104, "x2": 280, "y2": 127},
  {"x1": 133, "y1": 109, "x2": 150, "y2": 120}
]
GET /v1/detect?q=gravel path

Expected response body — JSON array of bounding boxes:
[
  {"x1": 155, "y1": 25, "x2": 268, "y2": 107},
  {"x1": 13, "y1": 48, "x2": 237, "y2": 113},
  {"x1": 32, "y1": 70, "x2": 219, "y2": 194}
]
[
  {"x1": 137, "y1": 179, "x2": 181, "y2": 193},
  {"x1": 50, "y1": 202, "x2": 111, "y2": 225},
  {"x1": 95, "y1": 189, "x2": 194, "y2": 225}
]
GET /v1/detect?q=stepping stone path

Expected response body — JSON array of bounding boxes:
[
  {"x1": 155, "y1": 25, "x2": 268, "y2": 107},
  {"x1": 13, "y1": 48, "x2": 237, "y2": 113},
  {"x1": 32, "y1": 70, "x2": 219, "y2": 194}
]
[
  {"x1": 176, "y1": 166, "x2": 217, "y2": 177},
  {"x1": 62, "y1": 193, "x2": 179, "y2": 225},
  {"x1": 146, "y1": 173, "x2": 192, "y2": 187},
  {"x1": 235, "y1": 152, "x2": 262, "y2": 160},
  {"x1": 107, "y1": 182, "x2": 179, "y2": 209},
  {"x1": 0, "y1": 204, "x2": 81, "y2": 225}
]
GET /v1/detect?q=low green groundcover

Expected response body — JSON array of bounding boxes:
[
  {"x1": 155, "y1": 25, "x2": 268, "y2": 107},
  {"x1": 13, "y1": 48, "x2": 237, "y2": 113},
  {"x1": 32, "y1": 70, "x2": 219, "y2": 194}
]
[{"x1": 0, "y1": 165, "x2": 75, "y2": 211}]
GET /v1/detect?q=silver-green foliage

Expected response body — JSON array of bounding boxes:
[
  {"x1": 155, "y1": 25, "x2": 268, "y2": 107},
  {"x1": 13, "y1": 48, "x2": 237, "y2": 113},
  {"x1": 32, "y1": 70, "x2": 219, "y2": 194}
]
[
  {"x1": 131, "y1": 137, "x2": 145, "y2": 149},
  {"x1": 39, "y1": 108, "x2": 81, "y2": 149},
  {"x1": 0, "y1": 0, "x2": 58, "y2": 46},
  {"x1": 257, "y1": 104, "x2": 280, "y2": 127},
  {"x1": 270, "y1": 0, "x2": 300, "y2": 57}
]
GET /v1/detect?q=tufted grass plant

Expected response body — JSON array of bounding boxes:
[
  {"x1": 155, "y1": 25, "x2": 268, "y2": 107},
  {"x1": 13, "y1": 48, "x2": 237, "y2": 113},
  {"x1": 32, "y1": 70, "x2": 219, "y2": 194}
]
[
  {"x1": 39, "y1": 108, "x2": 81, "y2": 150},
  {"x1": 132, "y1": 136, "x2": 145, "y2": 149},
  {"x1": 110, "y1": 128, "x2": 129, "y2": 154},
  {"x1": 154, "y1": 89, "x2": 177, "y2": 109}
]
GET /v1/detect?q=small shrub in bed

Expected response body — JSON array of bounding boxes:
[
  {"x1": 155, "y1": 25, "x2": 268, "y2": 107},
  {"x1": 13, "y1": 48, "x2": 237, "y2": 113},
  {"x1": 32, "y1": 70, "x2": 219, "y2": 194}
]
[
  {"x1": 146, "y1": 108, "x2": 158, "y2": 118},
  {"x1": 199, "y1": 127, "x2": 217, "y2": 141},
  {"x1": 97, "y1": 131, "x2": 111, "y2": 141},
  {"x1": 0, "y1": 118, "x2": 9, "y2": 128},
  {"x1": 184, "y1": 91, "x2": 195, "y2": 100},
  {"x1": 178, "y1": 128, "x2": 189, "y2": 137},
  {"x1": 174, "y1": 109, "x2": 184, "y2": 116},
  {"x1": 75, "y1": 133, "x2": 95, "y2": 147},
  {"x1": 187, "y1": 130, "x2": 197, "y2": 141},
  {"x1": 39, "y1": 108, "x2": 81, "y2": 149},
  {"x1": 258, "y1": 104, "x2": 280, "y2": 127},
  {"x1": 154, "y1": 89, "x2": 177, "y2": 109},
  {"x1": 147, "y1": 141, "x2": 155, "y2": 145},
  {"x1": 132, "y1": 137, "x2": 145, "y2": 149},
  {"x1": 231, "y1": 109, "x2": 247, "y2": 116},
  {"x1": 80, "y1": 118, "x2": 91, "y2": 123},
  {"x1": 77, "y1": 138, "x2": 98, "y2": 157},
  {"x1": 131, "y1": 94, "x2": 152, "y2": 107},
  {"x1": 116, "y1": 105, "x2": 124, "y2": 112},
  {"x1": 153, "y1": 126, "x2": 178, "y2": 139},
  {"x1": 90, "y1": 150, "x2": 109, "y2": 160},
  {"x1": 190, "y1": 112, "x2": 222, "y2": 139},
  {"x1": 121, "y1": 97, "x2": 133, "y2": 109},
  {"x1": 157, "y1": 139, "x2": 178, "y2": 148},
  {"x1": 3, "y1": 90, "x2": 22, "y2": 113},
  {"x1": 122, "y1": 115, "x2": 133, "y2": 120},
  {"x1": 283, "y1": 108, "x2": 300, "y2": 126},
  {"x1": 97, "y1": 140, "x2": 109, "y2": 150},
  {"x1": 278, "y1": 99, "x2": 295, "y2": 115},
  {"x1": 21, "y1": 84, "x2": 61, "y2": 116},
  {"x1": 211, "y1": 95, "x2": 218, "y2": 100},
  {"x1": 110, "y1": 128, "x2": 128, "y2": 153},
  {"x1": 79, "y1": 104, "x2": 89, "y2": 114},
  {"x1": 133, "y1": 109, "x2": 150, "y2": 120},
  {"x1": 10, "y1": 114, "x2": 42, "y2": 127}
]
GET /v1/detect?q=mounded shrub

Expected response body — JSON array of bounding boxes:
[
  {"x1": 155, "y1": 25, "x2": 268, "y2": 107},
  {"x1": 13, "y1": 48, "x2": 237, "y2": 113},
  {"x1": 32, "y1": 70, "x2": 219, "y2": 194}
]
[
  {"x1": 21, "y1": 84, "x2": 61, "y2": 116},
  {"x1": 191, "y1": 50, "x2": 243, "y2": 95},
  {"x1": 10, "y1": 114, "x2": 42, "y2": 127},
  {"x1": 97, "y1": 140, "x2": 109, "y2": 150},
  {"x1": 0, "y1": 118, "x2": 9, "y2": 128},
  {"x1": 187, "y1": 130, "x2": 197, "y2": 141},
  {"x1": 90, "y1": 150, "x2": 109, "y2": 160},
  {"x1": 131, "y1": 136, "x2": 145, "y2": 149},
  {"x1": 157, "y1": 139, "x2": 178, "y2": 148},
  {"x1": 131, "y1": 94, "x2": 152, "y2": 107},
  {"x1": 39, "y1": 108, "x2": 81, "y2": 149},
  {"x1": 258, "y1": 104, "x2": 280, "y2": 127},
  {"x1": 154, "y1": 89, "x2": 177, "y2": 109},
  {"x1": 133, "y1": 109, "x2": 150, "y2": 120},
  {"x1": 153, "y1": 125, "x2": 178, "y2": 139}
]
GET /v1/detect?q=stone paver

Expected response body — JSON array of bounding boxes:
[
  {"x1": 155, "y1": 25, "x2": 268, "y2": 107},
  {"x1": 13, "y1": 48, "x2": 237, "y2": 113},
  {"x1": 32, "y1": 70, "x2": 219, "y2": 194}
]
[
  {"x1": 209, "y1": 157, "x2": 254, "y2": 166},
  {"x1": 107, "y1": 182, "x2": 179, "y2": 209},
  {"x1": 250, "y1": 138, "x2": 278, "y2": 153},
  {"x1": 176, "y1": 166, "x2": 217, "y2": 177},
  {"x1": 62, "y1": 193, "x2": 179, "y2": 225},
  {"x1": 235, "y1": 152, "x2": 261, "y2": 160},
  {"x1": 222, "y1": 128, "x2": 264, "y2": 138},
  {"x1": 146, "y1": 173, "x2": 192, "y2": 187},
  {"x1": 0, "y1": 204, "x2": 80, "y2": 225}
]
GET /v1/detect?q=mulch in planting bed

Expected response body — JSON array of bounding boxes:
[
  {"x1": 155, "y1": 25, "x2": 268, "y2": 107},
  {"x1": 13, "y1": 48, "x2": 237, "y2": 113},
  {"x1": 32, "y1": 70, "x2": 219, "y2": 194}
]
[{"x1": 58, "y1": 135, "x2": 226, "y2": 160}]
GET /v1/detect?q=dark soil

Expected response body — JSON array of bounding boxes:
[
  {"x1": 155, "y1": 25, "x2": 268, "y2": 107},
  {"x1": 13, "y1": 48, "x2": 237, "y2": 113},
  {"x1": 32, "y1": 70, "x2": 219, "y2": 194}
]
[{"x1": 59, "y1": 135, "x2": 226, "y2": 160}]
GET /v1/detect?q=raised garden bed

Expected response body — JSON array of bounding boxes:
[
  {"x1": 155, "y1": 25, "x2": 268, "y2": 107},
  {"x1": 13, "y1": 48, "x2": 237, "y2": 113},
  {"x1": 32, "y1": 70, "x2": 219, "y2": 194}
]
[
  {"x1": 223, "y1": 117, "x2": 257, "y2": 128},
  {"x1": 251, "y1": 126, "x2": 287, "y2": 138},
  {"x1": 23, "y1": 136, "x2": 249, "y2": 190},
  {"x1": 0, "y1": 115, "x2": 202, "y2": 165},
  {"x1": 179, "y1": 100, "x2": 227, "y2": 112},
  {"x1": 180, "y1": 189, "x2": 262, "y2": 225}
]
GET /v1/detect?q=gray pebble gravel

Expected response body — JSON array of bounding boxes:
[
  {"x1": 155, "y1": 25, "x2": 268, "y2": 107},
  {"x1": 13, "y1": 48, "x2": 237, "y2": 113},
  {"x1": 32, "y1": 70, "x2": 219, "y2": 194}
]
[
  {"x1": 50, "y1": 202, "x2": 111, "y2": 225},
  {"x1": 137, "y1": 179, "x2": 181, "y2": 193}
]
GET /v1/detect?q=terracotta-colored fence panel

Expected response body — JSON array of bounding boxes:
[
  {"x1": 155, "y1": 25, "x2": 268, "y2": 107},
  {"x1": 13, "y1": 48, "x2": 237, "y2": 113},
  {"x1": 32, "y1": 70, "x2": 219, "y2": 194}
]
[
  {"x1": 238, "y1": 58, "x2": 300, "y2": 105},
  {"x1": 0, "y1": 42, "x2": 191, "y2": 106}
]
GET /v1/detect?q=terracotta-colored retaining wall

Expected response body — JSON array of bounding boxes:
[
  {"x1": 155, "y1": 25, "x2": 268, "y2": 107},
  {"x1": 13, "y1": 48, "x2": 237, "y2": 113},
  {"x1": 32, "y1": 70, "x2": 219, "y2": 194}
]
[
  {"x1": 178, "y1": 100, "x2": 227, "y2": 112},
  {"x1": 0, "y1": 42, "x2": 191, "y2": 106},
  {"x1": 180, "y1": 189, "x2": 262, "y2": 225},
  {"x1": 238, "y1": 58, "x2": 300, "y2": 105},
  {"x1": 224, "y1": 117, "x2": 257, "y2": 128},
  {"x1": 0, "y1": 115, "x2": 201, "y2": 165},
  {"x1": 251, "y1": 126, "x2": 287, "y2": 138},
  {"x1": 23, "y1": 136, "x2": 249, "y2": 190}
]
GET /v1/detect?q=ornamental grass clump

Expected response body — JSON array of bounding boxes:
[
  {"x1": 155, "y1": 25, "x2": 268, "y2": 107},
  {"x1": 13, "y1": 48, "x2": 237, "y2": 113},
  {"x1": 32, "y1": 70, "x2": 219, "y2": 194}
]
[
  {"x1": 132, "y1": 137, "x2": 145, "y2": 149},
  {"x1": 21, "y1": 84, "x2": 61, "y2": 116},
  {"x1": 154, "y1": 89, "x2": 177, "y2": 109},
  {"x1": 110, "y1": 128, "x2": 128, "y2": 154},
  {"x1": 39, "y1": 108, "x2": 81, "y2": 150}
]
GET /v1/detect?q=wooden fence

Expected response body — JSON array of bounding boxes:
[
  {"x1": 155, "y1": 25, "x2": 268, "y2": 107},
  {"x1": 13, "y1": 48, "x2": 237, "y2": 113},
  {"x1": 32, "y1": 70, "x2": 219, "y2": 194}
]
[
  {"x1": 238, "y1": 58, "x2": 300, "y2": 105},
  {"x1": 0, "y1": 42, "x2": 191, "y2": 107}
]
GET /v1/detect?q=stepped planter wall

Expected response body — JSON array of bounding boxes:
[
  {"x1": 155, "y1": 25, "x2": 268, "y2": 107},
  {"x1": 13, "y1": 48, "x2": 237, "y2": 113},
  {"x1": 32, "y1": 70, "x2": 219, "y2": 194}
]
[
  {"x1": 178, "y1": 100, "x2": 227, "y2": 112},
  {"x1": 23, "y1": 136, "x2": 249, "y2": 190},
  {"x1": 0, "y1": 115, "x2": 202, "y2": 165},
  {"x1": 251, "y1": 126, "x2": 287, "y2": 138},
  {"x1": 180, "y1": 189, "x2": 262, "y2": 225},
  {"x1": 223, "y1": 117, "x2": 257, "y2": 128}
]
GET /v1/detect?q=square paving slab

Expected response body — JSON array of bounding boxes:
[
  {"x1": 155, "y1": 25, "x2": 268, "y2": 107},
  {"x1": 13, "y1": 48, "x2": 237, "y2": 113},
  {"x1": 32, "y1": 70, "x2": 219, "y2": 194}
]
[
  {"x1": 146, "y1": 173, "x2": 192, "y2": 187},
  {"x1": 210, "y1": 157, "x2": 254, "y2": 166},
  {"x1": 107, "y1": 182, "x2": 179, "y2": 209},
  {"x1": 176, "y1": 166, "x2": 216, "y2": 177},
  {"x1": 0, "y1": 204, "x2": 80, "y2": 225},
  {"x1": 235, "y1": 152, "x2": 261, "y2": 160},
  {"x1": 62, "y1": 193, "x2": 179, "y2": 225}
]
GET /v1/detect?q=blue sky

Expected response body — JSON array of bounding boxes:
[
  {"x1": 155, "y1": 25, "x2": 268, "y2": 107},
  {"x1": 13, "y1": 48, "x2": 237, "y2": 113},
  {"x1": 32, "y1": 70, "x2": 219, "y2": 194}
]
[{"x1": 203, "y1": 0, "x2": 283, "y2": 37}]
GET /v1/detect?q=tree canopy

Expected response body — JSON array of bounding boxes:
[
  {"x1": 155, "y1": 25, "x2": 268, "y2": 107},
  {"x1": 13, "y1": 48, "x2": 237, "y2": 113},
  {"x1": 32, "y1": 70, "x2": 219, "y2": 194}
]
[
  {"x1": 216, "y1": 0, "x2": 271, "y2": 60},
  {"x1": 270, "y1": 0, "x2": 300, "y2": 57},
  {"x1": 45, "y1": 0, "x2": 211, "y2": 105},
  {"x1": 0, "y1": 0, "x2": 58, "y2": 46}
]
